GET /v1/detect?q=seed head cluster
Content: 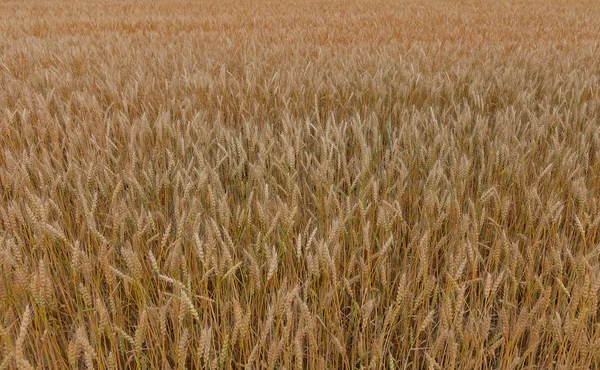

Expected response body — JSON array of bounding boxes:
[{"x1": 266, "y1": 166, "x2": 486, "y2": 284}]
[{"x1": 1, "y1": 0, "x2": 600, "y2": 369}]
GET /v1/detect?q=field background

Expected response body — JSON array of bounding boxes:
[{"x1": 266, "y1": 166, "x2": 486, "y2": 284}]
[{"x1": 1, "y1": 0, "x2": 600, "y2": 369}]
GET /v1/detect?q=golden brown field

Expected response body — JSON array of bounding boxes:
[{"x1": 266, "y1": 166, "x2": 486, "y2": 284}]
[{"x1": 1, "y1": 0, "x2": 600, "y2": 368}]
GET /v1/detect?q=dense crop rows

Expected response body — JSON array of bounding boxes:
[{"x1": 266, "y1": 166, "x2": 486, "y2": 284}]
[{"x1": 1, "y1": 0, "x2": 600, "y2": 368}]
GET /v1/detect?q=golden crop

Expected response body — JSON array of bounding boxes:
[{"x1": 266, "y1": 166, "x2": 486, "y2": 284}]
[{"x1": 1, "y1": 0, "x2": 600, "y2": 368}]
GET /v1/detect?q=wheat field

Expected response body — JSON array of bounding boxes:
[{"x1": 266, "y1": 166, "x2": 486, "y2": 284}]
[{"x1": 1, "y1": 0, "x2": 600, "y2": 369}]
